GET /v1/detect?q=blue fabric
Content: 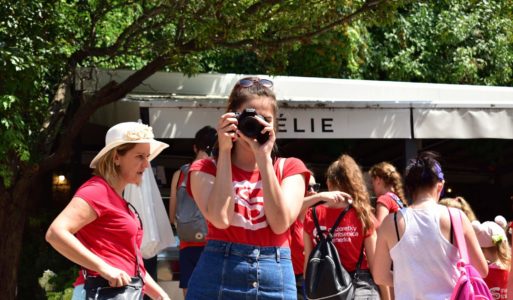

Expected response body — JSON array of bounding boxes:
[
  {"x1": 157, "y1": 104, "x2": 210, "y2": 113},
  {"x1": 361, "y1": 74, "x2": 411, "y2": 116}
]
[
  {"x1": 186, "y1": 240, "x2": 296, "y2": 300},
  {"x1": 72, "y1": 284, "x2": 85, "y2": 300},
  {"x1": 179, "y1": 246, "x2": 205, "y2": 289}
]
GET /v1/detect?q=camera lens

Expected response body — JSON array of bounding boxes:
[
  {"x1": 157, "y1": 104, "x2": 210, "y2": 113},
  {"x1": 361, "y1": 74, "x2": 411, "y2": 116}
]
[
  {"x1": 236, "y1": 108, "x2": 270, "y2": 144},
  {"x1": 239, "y1": 117, "x2": 263, "y2": 138}
]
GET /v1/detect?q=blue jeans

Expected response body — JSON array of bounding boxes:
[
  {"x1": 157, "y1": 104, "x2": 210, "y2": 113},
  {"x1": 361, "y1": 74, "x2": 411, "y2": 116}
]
[{"x1": 185, "y1": 240, "x2": 296, "y2": 300}]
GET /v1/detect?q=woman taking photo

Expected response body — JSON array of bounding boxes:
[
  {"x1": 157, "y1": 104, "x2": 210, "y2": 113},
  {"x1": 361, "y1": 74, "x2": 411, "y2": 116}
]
[
  {"x1": 186, "y1": 77, "x2": 310, "y2": 299},
  {"x1": 373, "y1": 151, "x2": 488, "y2": 299},
  {"x1": 46, "y1": 122, "x2": 170, "y2": 300}
]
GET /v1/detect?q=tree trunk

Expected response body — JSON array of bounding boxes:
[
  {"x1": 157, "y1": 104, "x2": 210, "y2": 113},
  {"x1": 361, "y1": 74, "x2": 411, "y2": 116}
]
[{"x1": 0, "y1": 176, "x2": 32, "y2": 300}]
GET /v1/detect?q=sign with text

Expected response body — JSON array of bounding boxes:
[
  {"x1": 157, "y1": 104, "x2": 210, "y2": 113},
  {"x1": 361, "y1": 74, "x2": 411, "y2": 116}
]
[{"x1": 149, "y1": 107, "x2": 411, "y2": 139}]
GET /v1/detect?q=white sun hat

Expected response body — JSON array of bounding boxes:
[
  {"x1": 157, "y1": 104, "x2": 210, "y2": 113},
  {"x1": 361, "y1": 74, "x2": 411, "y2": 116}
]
[
  {"x1": 472, "y1": 220, "x2": 508, "y2": 248},
  {"x1": 90, "y1": 122, "x2": 169, "y2": 168}
]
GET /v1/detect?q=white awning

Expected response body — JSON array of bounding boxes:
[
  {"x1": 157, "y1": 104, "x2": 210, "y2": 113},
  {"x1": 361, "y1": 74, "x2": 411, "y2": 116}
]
[
  {"x1": 413, "y1": 108, "x2": 513, "y2": 139},
  {"x1": 84, "y1": 70, "x2": 513, "y2": 139},
  {"x1": 146, "y1": 106, "x2": 411, "y2": 139}
]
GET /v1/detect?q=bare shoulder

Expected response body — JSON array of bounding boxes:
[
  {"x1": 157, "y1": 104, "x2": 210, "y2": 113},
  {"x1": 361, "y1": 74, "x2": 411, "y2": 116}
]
[{"x1": 378, "y1": 212, "x2": 397, "y2": 237}]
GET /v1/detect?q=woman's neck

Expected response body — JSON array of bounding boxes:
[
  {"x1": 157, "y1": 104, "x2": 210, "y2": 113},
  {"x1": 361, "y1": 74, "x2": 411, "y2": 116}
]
[
  {"x1": 195, "y1": 150, "x2": 209, "y2": 161},
  {"x1": 232, "y1": 144, "x2": 257, "y2": 171},
  {"x1": 110, "y1": 178, "x2": 126, "y2": 198},
  {"x1": 410, "y1": 191, "x2": 438, "y2": 208},
  {"x1": 380, "y1": 186, "x2": 392, "y2": 196}
]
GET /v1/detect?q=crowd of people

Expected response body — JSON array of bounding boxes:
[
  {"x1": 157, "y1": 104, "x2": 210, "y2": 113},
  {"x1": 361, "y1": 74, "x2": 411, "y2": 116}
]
[{"x1": 46, "y1": 77, "x2": 513, "y2": 300}]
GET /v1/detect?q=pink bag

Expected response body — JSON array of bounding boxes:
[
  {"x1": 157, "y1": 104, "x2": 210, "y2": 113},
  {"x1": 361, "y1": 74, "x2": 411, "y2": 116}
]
[{"x1": 448, "y1": 207, "x2": 493, "y2": 300}]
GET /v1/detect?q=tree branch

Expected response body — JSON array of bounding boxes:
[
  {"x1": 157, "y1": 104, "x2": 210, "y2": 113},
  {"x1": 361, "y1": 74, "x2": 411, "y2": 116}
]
[
  {"x1": 68, "y1": 5, "x2": 169, "y2": 67},
  {"x1": 218, "y1": 0, "x2": 388, "y2": 49},
  {"x1": 38, "y1": 55, "x2": 170, "y2": 173}
]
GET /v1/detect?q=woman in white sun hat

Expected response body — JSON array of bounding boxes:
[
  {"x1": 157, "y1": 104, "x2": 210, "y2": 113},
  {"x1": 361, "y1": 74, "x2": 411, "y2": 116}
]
[
  {"x1": 472, "y1": 218, "x2": 510, "y2": 299},
  {"x1": 46, "y1": 122, "x2": 171, "y2": 300}
]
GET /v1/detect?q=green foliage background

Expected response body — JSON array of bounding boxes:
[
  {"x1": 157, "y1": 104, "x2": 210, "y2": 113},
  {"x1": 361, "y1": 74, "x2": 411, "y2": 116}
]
[
  {"x1": 201, "y1": 1, "x2": 513, "y2": 85},
  {"x1": 1, "y1": 0, "x2": 512, "y2": 298}
]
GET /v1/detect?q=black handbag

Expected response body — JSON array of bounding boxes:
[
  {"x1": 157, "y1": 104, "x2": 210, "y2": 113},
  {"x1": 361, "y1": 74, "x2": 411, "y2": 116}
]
[
  {"x1": 84, "y1": 203, "x2": 144, "y2": 300},
  {"x1": 305, "y1": 205, "x2": 355, "y2": 300},
  {"x1": 85, "y1": 275, "x2": 143, "y2": 300}
]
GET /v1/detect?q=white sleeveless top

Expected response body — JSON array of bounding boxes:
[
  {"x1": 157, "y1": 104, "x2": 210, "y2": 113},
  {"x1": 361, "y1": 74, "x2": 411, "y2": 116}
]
[{"x1": 390, "y1": 204, "x2": 460, "y2": 300}]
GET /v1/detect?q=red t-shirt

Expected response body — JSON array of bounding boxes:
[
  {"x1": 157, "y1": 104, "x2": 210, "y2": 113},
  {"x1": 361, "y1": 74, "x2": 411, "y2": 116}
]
[
  {"x1": 304, "y1": 206, "x2": 374, "y2": 272},
  {"x1": 484, "y1": 263, "x2": 508, "y2": 299},
  {"x1": 376, "y1": 192, "x2": 402, "y2": 213},
  {"x1": 73, "y1": 176, "x2": 146, "y2": 286},
  {"x1": 187, "y1": 157, "x2": 310, "y2": 247},
  {"x1": 289, "y1": 219, "x2": 305, "y2": 275}
]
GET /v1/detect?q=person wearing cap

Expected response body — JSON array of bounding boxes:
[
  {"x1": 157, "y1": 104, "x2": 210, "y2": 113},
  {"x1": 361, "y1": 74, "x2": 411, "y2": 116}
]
[
  {"x1": 185, "y1": 77, "x2": 311, "y2": 299},
  {"x1": 46, "y1": 122, "x2": 171, "y2": 300},
  {"x1": 473, "y1": 218, "x2": 510, "y2": 299}
]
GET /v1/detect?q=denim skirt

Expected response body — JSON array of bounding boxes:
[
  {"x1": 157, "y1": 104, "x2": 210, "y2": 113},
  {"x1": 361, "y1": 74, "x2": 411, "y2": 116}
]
[{"x1": 185, "y1": 240, "x2": 297, "y2": 300}]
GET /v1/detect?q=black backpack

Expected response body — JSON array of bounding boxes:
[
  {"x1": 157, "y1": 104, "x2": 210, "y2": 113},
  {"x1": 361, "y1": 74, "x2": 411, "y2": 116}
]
[{"x1": 305, "y1": 204, "x2": 355, "y2": 300}]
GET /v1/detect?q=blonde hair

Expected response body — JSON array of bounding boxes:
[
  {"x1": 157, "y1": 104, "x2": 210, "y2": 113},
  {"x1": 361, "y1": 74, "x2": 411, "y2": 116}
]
[
  {"x1": 497, "y1": 239, "x2": 511, "y2": 269},
  {"x1": 369, "y1": 161, "x2": 407, "y2": 206},
  {"x1": 92, "y1": 143, "x2": 136, "y2": 186},
  {"x1": 439, "y1": 196, "x2": 477, "y2": 222},
  {"x1": 326, "y1": 154, "x2": 374, "y2": 232}
]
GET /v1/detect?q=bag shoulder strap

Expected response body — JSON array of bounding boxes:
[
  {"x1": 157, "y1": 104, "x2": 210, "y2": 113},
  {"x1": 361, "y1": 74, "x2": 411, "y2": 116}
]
[
  {"x1": 448, "y1": 207, "x2": 469, "y2": 263},
  {"x1": 177, "y1": 163, "x2": 190, "y2": 188},
  {"x1": 394, "y1": 211, "x2": 400, "y2": 241},
  {"x1": 355, "y1": 240, "x2": 365, "y2": 272},
  {"x1": 311, "y1": 204, "x2": 352, "y2": 242},
  {"x1": 127, "y1": 202, "x2": 143, "y2": 281},
  {"x1": 388, "y1": 192, "x2": 405, "y2": 208},
  {"x1": 329, "y1": 205, "x2": 352, "y2": 235}
]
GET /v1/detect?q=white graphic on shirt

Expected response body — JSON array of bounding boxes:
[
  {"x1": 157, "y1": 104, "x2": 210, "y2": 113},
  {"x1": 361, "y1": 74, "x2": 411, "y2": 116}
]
[
  {"x1": 230, "y1": 180, "x2": 268, "y2": 230},
  {"x1": 333, "y1": 225, "x2": 358, "y2": 243},
  {"x1": 313, "y1": 224, "x2": 358, "y2": 243}
]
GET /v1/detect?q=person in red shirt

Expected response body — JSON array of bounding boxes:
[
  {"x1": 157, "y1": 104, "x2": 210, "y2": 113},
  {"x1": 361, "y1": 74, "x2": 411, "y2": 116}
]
[
  {"x1": 46, "y1": 122, "x2": 170, "y2": 300},
  {"x1": 369, "y1": 161, "x2": 407, "y2": 225},
  {"x1": 168, "y1": 125, "x2": 216, "y2": 297},
  {"x1": 186, "y1": 77, "x2": 310, "y2": 299},
  {"x1": 303, "y1": 154, "x2": 380, "y2": 299},
  {"x1": 473, "y1": 218, "x2": 510, "y2": 299},
  {"x1": 289, "y1": 172, "x2": 317, "y2": 300},
  {"x1": 290, "y1": 171, "x2": 349, "y2": 299}
]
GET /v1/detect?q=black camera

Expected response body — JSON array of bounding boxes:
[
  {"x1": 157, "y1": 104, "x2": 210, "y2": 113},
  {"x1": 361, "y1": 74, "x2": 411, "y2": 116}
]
[{"x1": 235, "y1": 108, "x2": 270, "y2": 144}]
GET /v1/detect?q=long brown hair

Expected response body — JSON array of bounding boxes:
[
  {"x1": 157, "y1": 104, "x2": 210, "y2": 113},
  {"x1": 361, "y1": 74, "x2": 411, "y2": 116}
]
[
  {"x1": 369, "y1": 161, "x2": 407, "y2": 206},
  {"x1": 326, "y1": 154, "x2": 375, "y2": 232}
]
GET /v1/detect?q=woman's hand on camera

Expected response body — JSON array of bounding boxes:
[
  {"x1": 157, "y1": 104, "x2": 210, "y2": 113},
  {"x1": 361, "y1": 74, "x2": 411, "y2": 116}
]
[
  {"x1": 217, "y1": 112, "x2": 238, "y2": 152},
  {"x1": 237, "y1": 117, "x2": 275, "y2": 158}
]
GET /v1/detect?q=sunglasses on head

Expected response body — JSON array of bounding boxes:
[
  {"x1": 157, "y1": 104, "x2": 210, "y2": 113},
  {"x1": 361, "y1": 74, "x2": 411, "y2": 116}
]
[
  {"x1": 238, "y1": 78, "x2": 273, "y2": 88},
  {"x1": 308, "y1": 183, "x2": 321, "y2": 192}
]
